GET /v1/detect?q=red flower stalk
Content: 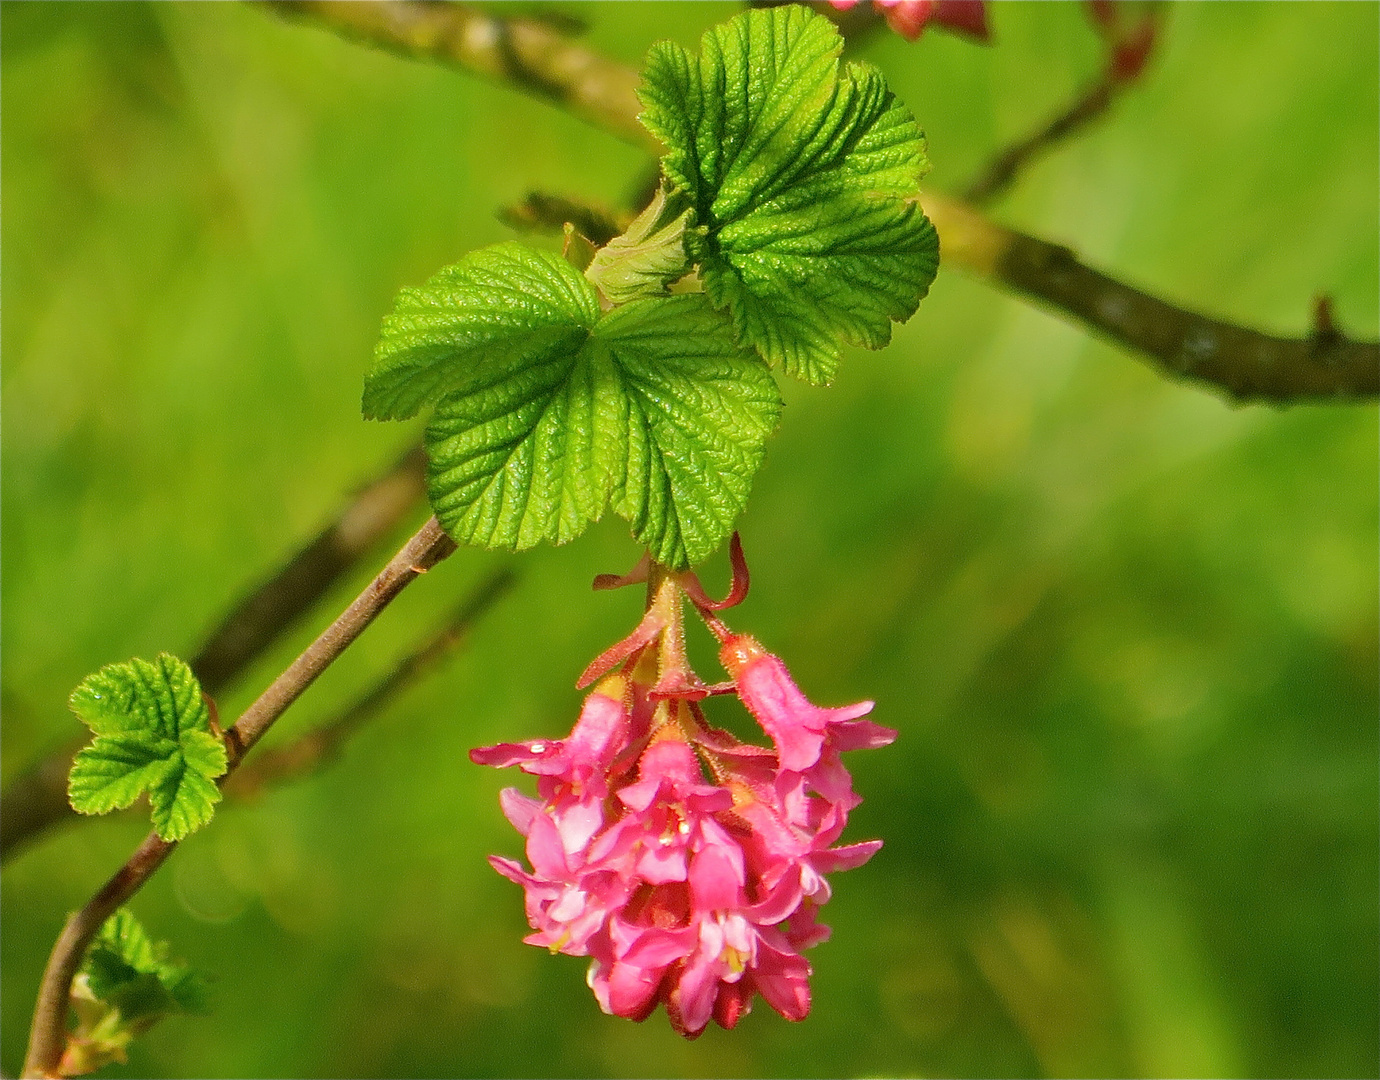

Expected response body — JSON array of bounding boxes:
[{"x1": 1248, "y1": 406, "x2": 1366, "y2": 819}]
[{"x1": 472, "y1": 541, "x2": 895, "y2": 1037}]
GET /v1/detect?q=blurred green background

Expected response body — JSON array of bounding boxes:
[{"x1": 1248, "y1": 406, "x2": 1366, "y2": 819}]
[{"x1": 3, "y1": 2, "x2": 1376, "y2": 1076}]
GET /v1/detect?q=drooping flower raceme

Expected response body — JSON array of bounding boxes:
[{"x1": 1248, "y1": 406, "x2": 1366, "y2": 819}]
[
  {"x1": 471, "y1": 544, "x2": 896, "y2": 1038},
  {"x1": 828, "y1": 0, "x2": 991, "y2": 43}
]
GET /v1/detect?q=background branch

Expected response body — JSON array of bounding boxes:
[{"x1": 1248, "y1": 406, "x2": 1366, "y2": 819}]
[
  {"x1": 922, "y1": 194, "x2": 1380, "y2": 404},
  {"x1": 259, "y1": 0, "x2": 652, "y2": 151},
  {"x1": 190, "y1": 445, "x2": 428, "y2": 694},
  {"x1": 0, "y1": 446, "x2": 429, "y2": 863},
  {"x1": 263, "y1": 0, "x2": 1378, "y2": 404},
  {"x1": 963, "y1": 74, "x2": 1120, "y2": 205},
  {"x1": 963, "y1": 1, "x2": 1162, "y2": 204},
  {"x1": 22, "y1": 517, "x2": 457, "y2": 1079}
]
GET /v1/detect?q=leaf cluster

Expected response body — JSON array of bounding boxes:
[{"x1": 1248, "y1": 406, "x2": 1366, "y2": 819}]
[
  {"x1": 83, "y1": 909, "x2": 210, "y2": 1018},
  {"x1": 363, "y1": 5, "x2": 939, "y2": 568},
  {"x1": 67, "y1": 654, "x2": 228, "y2": 842},
  {"x1": 61, "y1": 910, "x2": 209, "y2": 1076}
]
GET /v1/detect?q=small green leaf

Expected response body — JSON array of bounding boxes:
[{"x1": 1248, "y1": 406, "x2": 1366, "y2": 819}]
[
  {"x1": 586, "y1": 186, "x2": 693, "y2": 305},
  {"x1": 82, "y1": 909, "x2": 210, "y2": 1023},
  {"x1": 372, "y1": 244, "x2": 782, "y2": 568},
  {"x1": 639, "y1": 5, "x2": 940, "y2": 385},
  {"x1": 68, "y1": 655, "x2": 227, "y2": 842},
  {"x1": 69, "y1": 736, "x2": 178, "y2": 815}
]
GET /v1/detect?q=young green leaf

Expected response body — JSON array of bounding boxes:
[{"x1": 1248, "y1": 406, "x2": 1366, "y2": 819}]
[
  {"x1": 585, "y1": 186, "x2": 693, "y2": 305},
  {"x1": 639, "y1": 4, "x2": 940, "y2": 385},
  {"x1": 63, "y1": 910, "x2": 210, "y2": 1076},
  {"x1": 68, "y1": 654, "x2": 228, "y2": 842},
  {"x1": 369, "y1": 243, "x2": 782, "y2": 569},
  {"x1": 84, "y1": 909, "x2": 210, "y2": 1016}
]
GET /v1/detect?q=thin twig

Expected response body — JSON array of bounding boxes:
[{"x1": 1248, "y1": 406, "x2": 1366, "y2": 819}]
[
  {"x1": 258, "y1": 0, "x2": 652, "y2": 151},
  {"x1": 190, "y1": 445, "x2": 428, "y2": 695},
  {"x1": 0, "y1": 446, "x2": 428, "y2": 863},
  {"x1": 263, "y1": 0, "x2": 1378, "y2": 404},
  {"x1": 497, "y1": 191, "x2": 625, "y2": 247},
  {"x1": 963, "y1": 73, "x2": 1119, "y2": 205},
  {"x1": 225, "y1": 564, "x2": 516, "y2": 798},
  {"x1": 21, "y1": 518, "x2": 456, "y2": 1079}
]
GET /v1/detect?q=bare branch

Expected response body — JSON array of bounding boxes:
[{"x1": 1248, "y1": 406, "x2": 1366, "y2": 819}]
[
  {"x1": 22, "y1": 518, "x2": 456, "y2": 1079},
  {"x1": 498, "y1": 191, "x2": 625, "y2": 247},
  {"x1": 924, "y1": 193, "x2": 1380, "y2": 404},
  {"x1": 258, "y1": 0, "x2": 656, "y2": 153},
  {"x1": 0, "y1": 446, "x2": 428, "y2": 863},
  {"x1": 191, "y1": 445, "x2": 427, "y2": 695},
  {"x1": 963, "y1": 74, "x2": 1120, "y2": 205},
  {"x1": 225, "y1": 564, "x2": 516, "y2": 798},
  {"x1": 265, "y1": 0, "x2": 1378, "y2": 405}
]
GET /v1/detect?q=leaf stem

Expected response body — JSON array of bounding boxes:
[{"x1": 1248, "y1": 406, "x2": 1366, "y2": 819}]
[{"x1": 21, "y1": 518, "x2": 456, "y2": 1079}]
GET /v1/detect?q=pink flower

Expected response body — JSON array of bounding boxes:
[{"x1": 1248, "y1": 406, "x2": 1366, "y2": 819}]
[
  {"x1": 472, "y1": 552, "x2": 894, "y2": 1037},
  {"x1": 829, "y1": 0, "x2": 991, "y2": 43}
]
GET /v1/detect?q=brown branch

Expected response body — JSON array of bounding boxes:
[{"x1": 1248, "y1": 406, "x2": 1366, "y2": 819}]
[
  {"x1": 264, "y1": 0, "x2": 1378, "y2": 405},
  {"x1": 21, "y1": 518, "x2": 456, "y2": 1079},
  {"x1": 963, "y1": 73, "x2": 1120, "y2": 205},
  {"x1": 0, "y1": 446, "x2": 428, "y2": 863},
  {"x1": 923, "y1": 193, "x2": 1380, "y2": 404},
  {"x1": 225, "y1": 564, "x2": 516, "y2": 798},
  {"x1": 258, "y1": 0, "x2": 655, "y2": 153},
  {"x1": 497, "y1": 191, "x2": 625, "y2": 247},
  {"x1": 190, "y1": 444, "x2": 427, "y2": 695}
]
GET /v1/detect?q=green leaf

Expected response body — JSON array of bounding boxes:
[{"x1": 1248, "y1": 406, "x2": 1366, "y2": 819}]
[
  {"x1": 585, "y1": 186, "x2": 693, "y2": 305},
  {"x1": 600, "y1": 297, "x2": 781, "y2": 566},
  {"x1": 370, "y1": 243, "x2": 781, "y2": 568},
  {"x1": 638, "y1": 4, "x2": 940, "y2": 385},
  {"x1": 68, "y1": 655, "x2": 227, "y2": 842},
  {"x1": 83, "y1": 909, "x2": 211, "y2": 1021},
  {"x1": 363, "y1": 243, "x2": 599, "y2": 422}
]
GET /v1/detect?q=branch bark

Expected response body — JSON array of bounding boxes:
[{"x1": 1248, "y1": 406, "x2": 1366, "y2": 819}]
[
  {"x1": 259, "y1": 0, "x2": 653, "y2": 151},
  {"x1": 263, "y1": 0, "x2": 1379, "y2": 405},
  {"x1": 921, "y1": 194, "x2": 1380, "y2": 404},
  {"x1": 21, "y1": 518, "x2": 456, "y2": 1079},
  {"x1": 1, "y1": 446, "x2": 427, "y2": 862}
]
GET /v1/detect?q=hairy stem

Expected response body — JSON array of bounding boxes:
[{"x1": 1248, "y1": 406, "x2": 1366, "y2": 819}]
[
  {"x1": 22, "y1": 518, "x2": 456, "y2": 1079},
  {"x1": 0, "y1": 446, "x2": 428, "y2": 863},
  {"x1": 266, "y1": 0, "x2": 1378, "y2": 404}
]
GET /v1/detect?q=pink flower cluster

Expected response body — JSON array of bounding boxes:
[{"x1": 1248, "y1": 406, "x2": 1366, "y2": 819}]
[
  {"x1": 472, "y1": 553, "x2": 895, "y2": 1038},
  {"x1": 829, "y1": 0, "x2": 991, "y2": 43}
]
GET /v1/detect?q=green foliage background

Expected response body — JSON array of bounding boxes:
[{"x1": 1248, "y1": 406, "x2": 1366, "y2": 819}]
[{"x1": 3, "y1": 2, "x2": 1376, "y2": 1076}]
